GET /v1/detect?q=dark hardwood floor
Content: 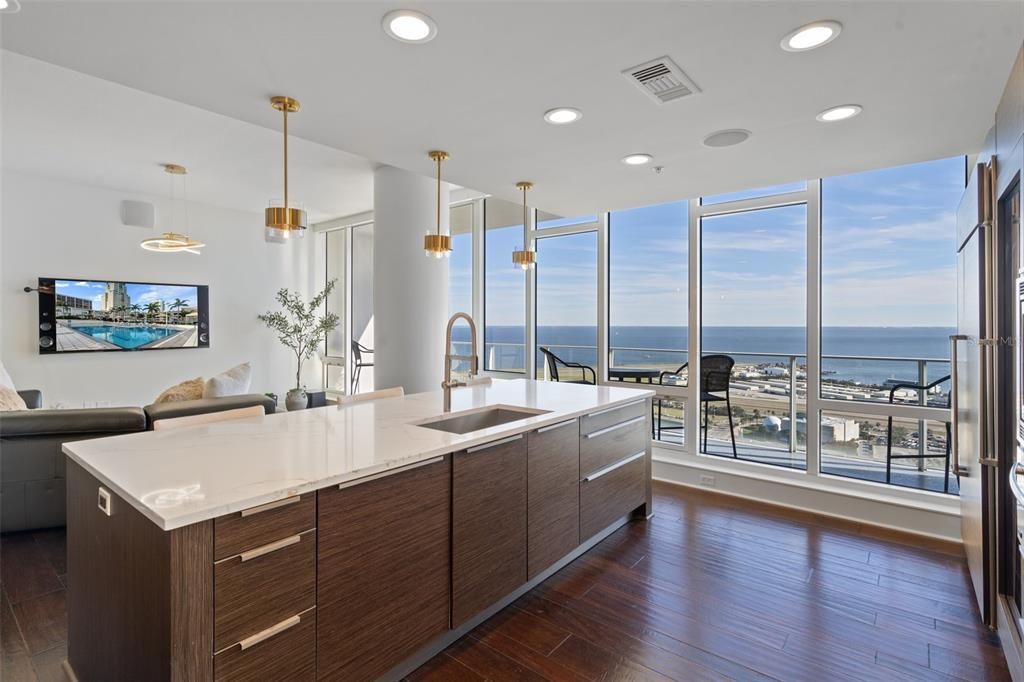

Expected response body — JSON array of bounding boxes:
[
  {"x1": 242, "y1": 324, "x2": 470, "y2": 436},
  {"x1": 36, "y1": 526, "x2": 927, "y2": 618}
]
[{"x1": 0, "y1": 481, "x2": 1010, "y2": 681}]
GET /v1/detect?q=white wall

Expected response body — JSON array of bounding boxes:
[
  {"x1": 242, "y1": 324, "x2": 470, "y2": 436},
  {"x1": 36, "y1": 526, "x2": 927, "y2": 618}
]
[{"x1": 0, "y1": 171, "x2": 318, "y2": 407}]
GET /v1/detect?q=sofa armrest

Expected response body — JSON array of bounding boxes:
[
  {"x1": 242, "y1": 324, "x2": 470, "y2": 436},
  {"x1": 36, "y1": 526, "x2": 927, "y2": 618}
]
[
  {"x1": 16, "y1": 390, "x2": 43, "y2": 410},
  {"x1": 143, "y1": 394, "x2": 277, "y2": 429},
  {"x1": 0, "y1": 407, "x2": 147, "y2": 438}
]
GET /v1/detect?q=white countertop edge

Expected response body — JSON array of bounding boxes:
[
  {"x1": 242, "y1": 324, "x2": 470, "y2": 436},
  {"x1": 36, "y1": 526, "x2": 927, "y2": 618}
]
[{"x1": 63, "y1": 388, "x2": 654, "y2": 531}]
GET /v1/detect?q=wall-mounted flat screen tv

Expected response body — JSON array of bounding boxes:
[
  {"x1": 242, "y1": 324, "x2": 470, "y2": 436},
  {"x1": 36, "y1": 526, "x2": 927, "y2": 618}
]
[{"x1": 36, "y1": 278, "x2": 210, "y2": 354}]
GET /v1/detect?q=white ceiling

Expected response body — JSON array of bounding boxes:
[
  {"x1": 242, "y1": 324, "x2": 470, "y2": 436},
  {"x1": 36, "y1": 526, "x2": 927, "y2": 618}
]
[
  {"x1": 2, "y1": 1, "x2": 1022, "y2": 216},
  {"x1": 0, "y1": 51, "x2": 375, "y2": 221}
]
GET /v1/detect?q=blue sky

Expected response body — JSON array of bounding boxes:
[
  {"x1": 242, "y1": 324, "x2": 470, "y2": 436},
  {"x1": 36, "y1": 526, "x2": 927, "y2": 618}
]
[
  {"x1": 463, "y1": 156, "x2": 962, "y2": 329},
  {"x1": 55, "y1": 280, "x2": 198, "y2": 310}
]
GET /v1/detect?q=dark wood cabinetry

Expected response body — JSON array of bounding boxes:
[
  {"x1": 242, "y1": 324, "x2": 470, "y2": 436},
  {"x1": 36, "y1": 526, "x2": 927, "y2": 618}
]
[
  {"x1": 317, "y1": 457, "x2": 451, "y2": 681},
  {"x1": 452, "y1": 435, "x2": 528, "y2": 626},
  {"x1": 527, "y1": 419, "x2": 580, "y2": 578},
  {"x1": 66, "y1": 399, "x2": 651, "y2": 682}
]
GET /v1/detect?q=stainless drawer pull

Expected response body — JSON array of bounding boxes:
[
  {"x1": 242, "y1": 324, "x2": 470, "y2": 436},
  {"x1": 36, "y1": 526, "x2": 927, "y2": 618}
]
[
  {"x1": 238, "y1": 614, "x2": 301, "y2": 651},
  {"x1": 240, "y1": 495, "x2": 300, "y2": 517},
  {"x1": 583, "y1": 451, "x2": 646, "y2": 482},
  {"x1": 537, "y1": 419, "x2": 575, "y2": 434},
  {"x1": 338, "y1": 456, "x2": 445, "y2": 489},
  {"x1": 586, "y1": 400, "x2": 645, "y2": 419},
  {"x1": 239, "y1": 534, "x2": 301, "y2": 562},
  {"x1": 584, "y1": 416, "x2": 645, "y2": 439},
  {"x1": 466, "y1": 434, "x2": 523, "y2": 453}
]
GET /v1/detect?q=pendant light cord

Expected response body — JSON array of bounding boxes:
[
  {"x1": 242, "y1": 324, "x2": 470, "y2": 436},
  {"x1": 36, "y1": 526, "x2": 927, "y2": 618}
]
[
  {"x1": 283, "y1": 106, "x2": 289, "y2": 211},
  {"x1": 436, "y1": 154, "x2": 442, "y2": 237}
]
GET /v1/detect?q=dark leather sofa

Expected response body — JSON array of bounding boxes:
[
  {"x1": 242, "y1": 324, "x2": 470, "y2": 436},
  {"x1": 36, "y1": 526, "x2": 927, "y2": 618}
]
[{"x1": 0, "y1": 390, "x2": 277, "y2": 533}]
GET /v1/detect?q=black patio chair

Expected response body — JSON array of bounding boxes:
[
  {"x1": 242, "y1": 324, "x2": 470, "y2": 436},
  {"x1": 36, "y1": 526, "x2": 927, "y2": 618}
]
[
  {"x1": 539, "y1": 347, "x2": 596, "y2": 385},
  {"x1": 656, "y1": 354, "x2": 737, "y2": 457},
  {"x1": 351, "y1": 340, "x2": 374, "y2": 393},
  {"x1": 885, "y1": 375, "x2": 952, "y2": 493}
]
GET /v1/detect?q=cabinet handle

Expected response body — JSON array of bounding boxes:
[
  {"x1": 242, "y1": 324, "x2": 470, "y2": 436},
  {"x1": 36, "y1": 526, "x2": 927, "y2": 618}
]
[
  {"x1": 537, "y1": 419, "x2": 576, "y2": 434},
  {"x1": 466, "y1": 434, "x2": 523, "y2": 453},
  {"x1": 337, "y1": 456, "x2": 444, "y2": 490},
  {"x1": 237, "y1": 614, "x2": 301, "y2": 651},
  {"x1": 583, "y1": 451, "x2": 646, "y2": 482},
  {"x1": 586, "y1": 400, "x2": 645, "y2": 419},
  {"x1": 584, "y1": 416, "x2": 645, "y2": 439},
  {"x1": 240, "y1": 495, "x2": 300, "y2": 517},
  {"x1": 239, "y1": 534, "x2": 301, "y2": 562}
]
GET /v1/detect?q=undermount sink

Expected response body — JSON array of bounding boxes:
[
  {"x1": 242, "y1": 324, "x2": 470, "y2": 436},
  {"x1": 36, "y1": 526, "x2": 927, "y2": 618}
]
[{"x1": 416, "y1": 406, "x2": 550, "y2": 435}]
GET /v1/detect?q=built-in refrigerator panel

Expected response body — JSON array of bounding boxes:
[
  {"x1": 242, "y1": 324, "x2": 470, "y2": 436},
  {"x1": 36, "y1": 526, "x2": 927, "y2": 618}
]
[{"x1": 956, "y1": 162, "x2": 996, "y2": 625}]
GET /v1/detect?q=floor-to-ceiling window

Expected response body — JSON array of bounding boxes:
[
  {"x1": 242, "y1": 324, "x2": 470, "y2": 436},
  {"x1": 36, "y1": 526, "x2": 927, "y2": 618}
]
[
  {"x1": 819, "y1": 157, "x2": 962, "y2": 493},
  {"x1": 700, "y1": 200, "x2": 808, "y2": 469},
  {"x1": 350, "y1": 223, "x2": 374, "y2": 392},
  {"x1": 484, "y1": 198, "x2": 526, "y2": 372},
  {"x1": 608, "y1": 200, "x2": 688, "y2": 443},
  {"x1": 536, "y1": 231, "x2": 598, "y2": 381}
]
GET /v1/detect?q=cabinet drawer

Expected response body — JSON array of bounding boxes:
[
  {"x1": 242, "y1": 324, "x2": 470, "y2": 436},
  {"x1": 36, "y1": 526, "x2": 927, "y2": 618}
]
[
  {"x1": 214, "y1": 493, "x2": 315, "y2": 561},
  {"x1": 580, "y1": 400, "x2": 647, "y2": 437},
  {"x1": 580, "y1": 415, "x2": 646, "y2": 479},
  {"x1": 214, "y1": 608, "x2": 315, "y2": 682},
  {"x1": 214, "y1": 530, "x2": 316, "y2": 652},
  {"x1": 580, "y1": 453, "x2": 646, "y2": 541}
]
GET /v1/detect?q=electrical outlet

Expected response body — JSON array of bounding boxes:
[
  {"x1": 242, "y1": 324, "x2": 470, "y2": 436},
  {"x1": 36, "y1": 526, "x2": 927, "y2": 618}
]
[{"x1": 699, "y1": 474, "x2": 715, "y2": 487}]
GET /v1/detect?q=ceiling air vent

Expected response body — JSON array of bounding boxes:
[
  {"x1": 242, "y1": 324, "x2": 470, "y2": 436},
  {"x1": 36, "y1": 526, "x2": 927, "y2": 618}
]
[{"x1": 623, "y1": 56, "x2": 700, "y2": 104}]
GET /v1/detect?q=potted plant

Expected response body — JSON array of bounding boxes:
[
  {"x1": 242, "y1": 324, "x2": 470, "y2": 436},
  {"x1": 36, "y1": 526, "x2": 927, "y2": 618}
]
[{"x1": 258, "y1": 280, "x2": 340, "y2": 411}]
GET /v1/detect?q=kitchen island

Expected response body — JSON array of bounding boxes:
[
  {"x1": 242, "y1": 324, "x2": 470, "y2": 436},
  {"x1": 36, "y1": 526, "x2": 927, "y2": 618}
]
[{"x1": 62, "y1": 379, "x2": 654, "y2": 682}]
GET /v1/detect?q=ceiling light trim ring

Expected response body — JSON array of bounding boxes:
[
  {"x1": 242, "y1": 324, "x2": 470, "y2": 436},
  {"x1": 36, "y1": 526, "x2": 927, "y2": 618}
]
[
  {"x1": 816, "y1": 104, "x2": 863, "y2": 122},
  {"x1": 383, "y1": 9, "x2": 438, "y2": 44},
  {"x1": 781, "y1": 20, "x2": 842, "y2": 52}
]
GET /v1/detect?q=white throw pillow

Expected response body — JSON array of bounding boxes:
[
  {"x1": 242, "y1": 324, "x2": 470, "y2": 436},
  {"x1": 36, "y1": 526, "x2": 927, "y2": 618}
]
[
  {"x1": 203, "y1": 362, "x2": 253, "y2": 398},
  {"x1": 0, "y1": 361, "x2": 15, "y2": 391}
]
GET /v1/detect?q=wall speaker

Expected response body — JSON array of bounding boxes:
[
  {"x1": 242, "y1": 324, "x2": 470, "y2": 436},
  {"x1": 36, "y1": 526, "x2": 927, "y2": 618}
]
[{"x1": 121, "y1": 200, "x2": 155, "y2": 229}]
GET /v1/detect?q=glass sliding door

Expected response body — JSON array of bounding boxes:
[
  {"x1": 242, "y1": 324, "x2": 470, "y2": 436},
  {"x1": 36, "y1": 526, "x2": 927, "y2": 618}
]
[
  {"x1": 700, "y1": 203, "x2": 807, "y2": 469},
  {"x1": 609, "y1": 200, "x2": 688, "y2": 443},
  {"x1": 323, "y1": 228, "x2": 348, "y2": 390},
  {"x1": 484, "y1": 198, "x2": 526, "y2": 372},
  {"x1": 449, "y1": 202, "x2": 474, "y2": 317},
  {"x1": 820, "y1": 157, "x2": 962, "y2": 492},
  {"x1": 535, "y1": 231, "x2": 598, "y2": 382},
  {"x1": 350, "y1": 223, "x2": 374, "y2": 393}
]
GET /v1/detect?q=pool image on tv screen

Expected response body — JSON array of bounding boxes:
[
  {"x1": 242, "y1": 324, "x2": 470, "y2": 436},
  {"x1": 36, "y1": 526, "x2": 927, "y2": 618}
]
[{"x1": 51, "y1": 280, "x2": 202, "y2": 352}]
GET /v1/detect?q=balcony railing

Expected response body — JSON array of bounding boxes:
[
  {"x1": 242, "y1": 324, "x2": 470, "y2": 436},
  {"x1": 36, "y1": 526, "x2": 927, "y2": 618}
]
[{"x1": 464, "y1": 341, "x2": 954, "y2": 494}]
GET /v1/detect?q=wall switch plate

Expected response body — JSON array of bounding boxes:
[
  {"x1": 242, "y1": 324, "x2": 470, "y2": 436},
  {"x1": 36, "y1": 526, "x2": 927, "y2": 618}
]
[
  {"x1": 97, "y1": 487, "x2": 112, "y2": 516},
  {"x1": 699, "y1": 474, "x2": 715, "y2": 487}
]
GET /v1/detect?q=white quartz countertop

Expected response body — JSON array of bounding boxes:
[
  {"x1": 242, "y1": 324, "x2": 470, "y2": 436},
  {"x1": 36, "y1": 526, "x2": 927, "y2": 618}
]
[{"x1": 63, "y1": 379, "x2": 654, "y2": 530}]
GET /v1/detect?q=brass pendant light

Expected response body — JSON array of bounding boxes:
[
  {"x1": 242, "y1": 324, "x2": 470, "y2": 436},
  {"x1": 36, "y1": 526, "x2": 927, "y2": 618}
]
[
  {"x1": 141, "y1": 164, "x2": 205, "y2": 254},
  {"x1": 423, "y1": 150, "x2": 452, "y2": 258},
  {"x1": 512, "y1": 181, "x2": 536, "y2": 270},
  {"x1": 265, "y1": 96, "x2": 307, "y2": 239}
]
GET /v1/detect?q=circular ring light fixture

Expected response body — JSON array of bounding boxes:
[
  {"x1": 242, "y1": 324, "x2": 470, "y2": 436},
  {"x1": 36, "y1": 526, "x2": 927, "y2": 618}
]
[
  {"x1": 383, "y1": 9, "x2": 438, "y2": 43},
  {"x1": 702, "y1": 129, "x2": 751, "y2": 148},
  {"x1": 543, "y1": 107, "x2": 583, "y2": 125},
  {"x1": 621, "y1": 153, "x2": 654, "y2": 166},
  {"x1": 816, "y1": 104, "x2": 862, "y2": 122},
  {"x1": 781, "y1": 20, "x2": 842, "y2": 52}
]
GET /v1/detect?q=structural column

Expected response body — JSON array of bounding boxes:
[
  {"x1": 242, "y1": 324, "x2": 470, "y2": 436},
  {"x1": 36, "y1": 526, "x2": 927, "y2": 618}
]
[{"x1": 372, "y1": 165, "x2": 449, "y2": 394}]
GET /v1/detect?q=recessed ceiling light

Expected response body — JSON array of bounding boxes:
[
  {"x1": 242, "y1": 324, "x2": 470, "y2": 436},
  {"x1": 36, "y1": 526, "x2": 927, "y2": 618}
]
[
  {"x1": 703, "y1": 129, "x2": 751, "y2": 148},
  {"x1": 543, "y1": 107, "x2": 583, "y2": 125},
  {"x1": 382, "y1": 9, "x2": 437, "y2": 43},
  {"x1": 622, "y1": 154, "x2": 653, "y2": 166},
  {"x1": 0, "y1": 1, "x2": 8, "y2": 9},
  {"x1": 816, "y1": 104, "x2": 862, "y2": 122},
  {"x1": 781, "y1": 20, "x2": 842, "y2": 52}
]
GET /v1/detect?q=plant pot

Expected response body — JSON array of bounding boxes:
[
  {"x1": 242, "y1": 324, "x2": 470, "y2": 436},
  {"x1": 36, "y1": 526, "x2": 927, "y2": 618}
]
[{"x1": 285, "y1": 388, "x2": 308, "y2": 412}]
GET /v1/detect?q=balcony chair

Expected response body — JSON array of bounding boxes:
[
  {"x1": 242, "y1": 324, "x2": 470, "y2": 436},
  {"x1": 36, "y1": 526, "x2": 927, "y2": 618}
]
[
  {"x1": 351, "y1": 340, "x2": 374, "y2": 393},
  {"x1": 656, "y1": 354, "x2": 738, "y2": 457},
  {"x1": 885, "y1": 375, "x2": 952, "y2": 494},
  {"x1": 539, "y1": 347, "x2": 596, "y2": 385}
]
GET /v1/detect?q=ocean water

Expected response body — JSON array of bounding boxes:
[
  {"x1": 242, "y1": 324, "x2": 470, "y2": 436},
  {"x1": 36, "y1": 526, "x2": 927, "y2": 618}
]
[{"x1": 457, "y1": 326, "x2": 955, "y2": 386}]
